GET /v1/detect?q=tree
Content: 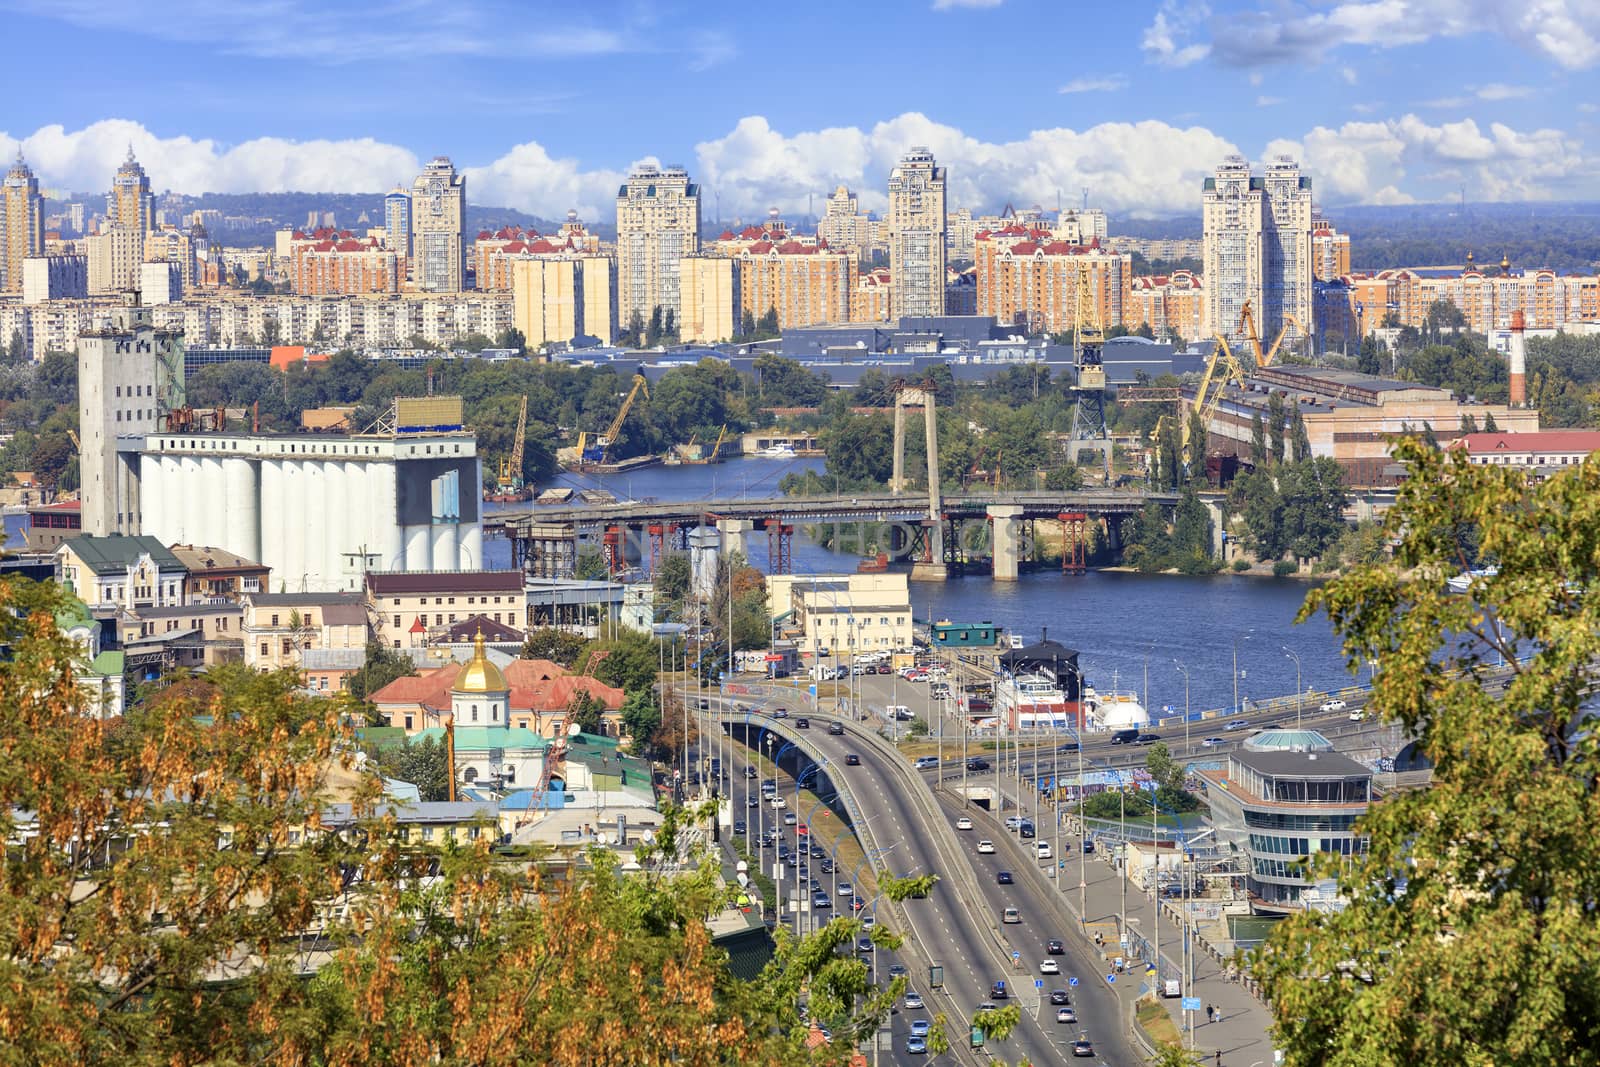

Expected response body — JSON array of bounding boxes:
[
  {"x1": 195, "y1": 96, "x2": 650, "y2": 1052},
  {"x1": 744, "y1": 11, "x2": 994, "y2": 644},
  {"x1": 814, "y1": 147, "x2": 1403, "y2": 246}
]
[
  {"x1": 1250, "y1": 412, "x2": 1267, "y2": 467},
  {"x1": 1267, "y1": 392, "x2": 1287, "y2": 466},
  {"x1": 1357, "y1": 334, "x2": 1384, "y2": 376},
  {"x1": 371, "y1": 735, "x2": 451, "y2": 801},
  {"x1": 566, "y1": 689, "x2": 607, "y2": 734},
  {"x1": 1459, "y1": 413, "x2": 1480, "y2": 435},
  {"x1": 5, "y1": 330, "x2": 25, "y2": 365},
  {"x1": 0, "y1": 577, "x2": 901, "y2": 1065},
  {"x1": 1290, "y1": 409, "x2": 1311, "y2": 464},
  {"x1": 1256, "y1": 439, "x2": 1600, "y2": 1065},
  {"x1": 574, "y1": 548, "x2": 609, "y2": 580},
  {"x1": 618, "y1": 688, "x2": 662, "y2": 752},
  {"x1": 519, "y1": 627, "x2": 588, "y2": 667},
  {"x1": 757, "y1": 306, "x2": 780, "y2": 339},
  {"x1": 645, "y1": 306, "x2": 664, "y2": 347},
  {"x1": 1482, "y1": 411, "x2": 1499, "y2": 433},
  {"x1": 653, "y1": 554, "x2": 692, "y2": 608},
  {"x1": 347, "y1": 640, "x2": 418, "y2": 703}
]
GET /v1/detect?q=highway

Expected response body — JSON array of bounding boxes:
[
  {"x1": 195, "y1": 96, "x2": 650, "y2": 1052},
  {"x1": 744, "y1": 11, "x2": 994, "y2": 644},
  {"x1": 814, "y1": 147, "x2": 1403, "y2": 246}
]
[{"x1": 710, "y1": 695, "x2": 1134, "y2": 1066}]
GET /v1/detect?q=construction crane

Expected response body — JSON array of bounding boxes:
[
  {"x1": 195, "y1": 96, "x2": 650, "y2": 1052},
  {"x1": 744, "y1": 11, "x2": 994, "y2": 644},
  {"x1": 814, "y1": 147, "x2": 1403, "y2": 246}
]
[
  {"x1": 1153, "y1": 337, "x2": 1250, "y2": 481},
  {"x1": 1239, "y1": 299, "x2": 1311, "y2": 368},
  {"x1": 496, "y1": 395, "x2": 528, "y2": 492},
  {"x1": 579, "y1": 374, "x2": 649, "y2": 465}
]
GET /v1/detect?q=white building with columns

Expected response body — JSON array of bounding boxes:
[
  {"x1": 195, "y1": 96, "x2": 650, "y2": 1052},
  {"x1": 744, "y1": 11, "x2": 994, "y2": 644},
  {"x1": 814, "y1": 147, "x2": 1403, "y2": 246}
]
[{"x1": 138, "y1": 429, "x2": 483, "y2": 593}]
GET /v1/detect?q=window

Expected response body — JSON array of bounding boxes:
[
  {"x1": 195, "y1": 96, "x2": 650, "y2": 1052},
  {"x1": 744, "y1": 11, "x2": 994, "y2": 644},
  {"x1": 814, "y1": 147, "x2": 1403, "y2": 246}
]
[
  {"x1": 448, "y1": 597, "x2": 455, "y2": 605},
  {"x1": 471, "y1": 705, "x2": 478, "y2": 722},
  {"x1": 449, "y1": 614, "x2": 456, "y2": 623},
  {"x1": 260, "y1": 642, "x2": 269, "y2": 656},
  {"x1": 392, "y1": 598, "x2": 400, "y2": 606},
  {"x1": 282, "y1": 639, "x2": 292, "y2": 655},
  {"x1": 435, "y1": 615, "x2": 442, "y2": 625},
  {"x1": 393, "y1": 615, "x2": 401, "y2": 627},
  {"x1": 434, "y1": 597, "x2": 442, "y2": 605},
  {"x1": 404, "y1": 715, "x2": 414, "y2": 730},
  {"x1": 271, "y1": 614, "x2": 279, "y2": 626}
]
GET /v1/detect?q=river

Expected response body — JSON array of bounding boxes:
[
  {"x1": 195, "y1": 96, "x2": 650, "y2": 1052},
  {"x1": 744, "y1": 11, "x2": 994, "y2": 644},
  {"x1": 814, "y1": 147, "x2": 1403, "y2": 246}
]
[{"x1": 485, "y1": 457, "x2": 1359, "y2": 716}]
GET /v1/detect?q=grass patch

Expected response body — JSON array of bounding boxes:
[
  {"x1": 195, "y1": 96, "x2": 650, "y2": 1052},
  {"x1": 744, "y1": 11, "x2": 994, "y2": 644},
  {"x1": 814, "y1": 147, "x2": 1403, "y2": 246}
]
[{"x1": 1136, "y1": 995, "x2": 1183, "y2": 1047}]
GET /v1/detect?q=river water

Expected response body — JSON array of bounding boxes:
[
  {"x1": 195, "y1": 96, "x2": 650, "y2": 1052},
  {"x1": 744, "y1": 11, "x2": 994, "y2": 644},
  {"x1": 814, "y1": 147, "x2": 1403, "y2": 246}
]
[{"x1": 485, "y1": 457, "x2": 1360, "y2": 716}]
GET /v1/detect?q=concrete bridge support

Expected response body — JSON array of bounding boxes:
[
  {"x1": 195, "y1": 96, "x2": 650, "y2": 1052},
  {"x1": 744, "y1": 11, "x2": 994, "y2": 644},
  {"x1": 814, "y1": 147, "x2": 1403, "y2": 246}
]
[
  {"x1": 988, "y1": 505, "x2": 1025, "y2": 582},
  {"x1": 1204, "y1": 499, "x2": 1227, "y2": 560},
  {"x1": 688, "y1": 526, "x2": 719, "y2": 599},
  {"x1": 715, "y1": 517, "x2": 754, "y2": 561}
]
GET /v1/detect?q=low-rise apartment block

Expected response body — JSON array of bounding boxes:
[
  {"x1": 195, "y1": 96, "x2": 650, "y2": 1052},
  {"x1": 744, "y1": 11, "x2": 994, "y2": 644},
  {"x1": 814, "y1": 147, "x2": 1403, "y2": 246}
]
[
  {"x1": 242, "y1": 592, "x2": 369, "y2": 672},
  {"x1": 366, "y1": 571, "x2": 526, "y2": 648}
]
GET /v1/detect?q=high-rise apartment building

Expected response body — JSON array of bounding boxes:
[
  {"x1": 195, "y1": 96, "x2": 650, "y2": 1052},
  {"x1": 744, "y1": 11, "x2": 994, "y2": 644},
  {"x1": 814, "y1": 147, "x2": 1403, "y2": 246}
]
[
  {"x1": 1312, "y1": 216, "x2": 1351, "y2": 281},
  {"x1": 1202, "y1": 155, "x2": 1313, "y2": 344},
  {"x1": 615, "y1": 164, "x2": 701, "y2": 331},
  {"x1": 886, "y1": 148, "x2": 947, "y2": 319},
  {"x1": 973, "y1": 228, "x2": 1130, "y2": 335},
  {"x1": 510, "y1": 255, "x2": 617, "y2": 348},
  {"x1": 678, "y1": 256, "x2": 737, "y2": 343},
  {"x1": 410, "y1": 157, "x2": 467, "y2": 293},
  {"x1": 86, "y1": 227, "x2": 144, "y2": 294},
  {"x1": 818, "y1": 186, "x2": 877, "y2": 261},
  {"x1": 736, "y1": 241, "x2": 856, "y2": 329},
  {"x1": 1128, "y1": 271, "x2": 1207, "y2": 342},
  {"x1": 109, "y1": 147, "x2": 154, "y2": 235},
  {"x1": 3, "y1": 154, "x2": 44, "y2": 293},
  {"x1": 384, "y1": 186, "x2": 411, "y2": 262}
]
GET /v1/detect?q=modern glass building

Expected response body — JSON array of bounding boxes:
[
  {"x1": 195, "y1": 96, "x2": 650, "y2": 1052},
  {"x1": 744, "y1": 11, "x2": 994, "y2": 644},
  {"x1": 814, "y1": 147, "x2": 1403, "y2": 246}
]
[{"x1": 1202, "y1": 728, "x2": 1371, "y2": 913}]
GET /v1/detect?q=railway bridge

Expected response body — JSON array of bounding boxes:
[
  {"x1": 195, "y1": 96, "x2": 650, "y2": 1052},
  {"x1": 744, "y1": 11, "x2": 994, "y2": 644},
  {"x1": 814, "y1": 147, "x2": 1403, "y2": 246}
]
[{"x1": 492, "y1": 488, "x2": 1185, "y2": 582}]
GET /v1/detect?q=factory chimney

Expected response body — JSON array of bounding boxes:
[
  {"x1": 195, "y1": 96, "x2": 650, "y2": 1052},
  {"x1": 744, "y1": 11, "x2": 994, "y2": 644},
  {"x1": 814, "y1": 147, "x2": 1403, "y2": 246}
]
[{"x1": 1508, "y1": 310, "x2": 1527, "y2": 408}]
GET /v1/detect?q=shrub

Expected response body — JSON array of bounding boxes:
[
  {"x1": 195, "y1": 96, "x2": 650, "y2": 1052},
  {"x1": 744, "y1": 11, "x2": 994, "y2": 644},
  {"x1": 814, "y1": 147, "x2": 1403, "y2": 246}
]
[
  {"x1": 1272, "y1": 559, "x2": 1298, "y2": 578},
  {"x1": 1232, "y1": 559, "x2": 1251, "y2": 572}
]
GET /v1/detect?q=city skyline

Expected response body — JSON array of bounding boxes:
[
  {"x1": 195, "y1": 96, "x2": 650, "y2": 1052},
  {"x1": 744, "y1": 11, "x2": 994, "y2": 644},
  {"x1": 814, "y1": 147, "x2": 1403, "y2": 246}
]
[{"x1": 0, "y1": 0, "x2": 1595, "y2": 219}]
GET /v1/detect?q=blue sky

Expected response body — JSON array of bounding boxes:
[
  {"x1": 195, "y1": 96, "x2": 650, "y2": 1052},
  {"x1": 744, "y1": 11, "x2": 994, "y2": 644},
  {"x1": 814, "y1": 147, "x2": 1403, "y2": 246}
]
[{"x1": 1, "y1": 0, "x2": 1595, "y2": 220}]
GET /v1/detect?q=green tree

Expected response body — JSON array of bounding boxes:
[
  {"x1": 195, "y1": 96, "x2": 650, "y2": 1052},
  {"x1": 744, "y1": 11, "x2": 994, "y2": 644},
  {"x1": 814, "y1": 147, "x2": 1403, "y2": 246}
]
[
  {"x1": 5, "y1": 330, "x2": 25, "y2": 365},
  {"x1": 1482, "y1": 411, "x2": 1499, "y2": 433},
  {"x1": 371, "y1": 734, "x2": 451, "y2": 801},
  {"x1": 1250, "y1": 411, "x2": 1267, "y2": 466},
  {"x1": 645, "y1": 306, "x2": 664, "y2": 347},
  {"x1": 618, "y1": 688, "x2": 662, "y2": 752},
  {"x1": 1267, "y1": 392, "x2": 1287, "y2": 465},
  {"x1": 1459, "y1": 413, "x2": 1479, "y2": 435},
  {"x1": 347, "y1": 640, "x2": 418, "y2": 703},
  {"x1": 567, "y1": 689, "x2": 607, "y2": 734},
  {"x1": 574, "y1": 548, "x2": 609, "y2": 580},
  {"x1": 1257, "y1": 439, "x2": 1600, "y2": 1065},
  {"x1": 653, "y1": 554, "x2": 691, "y2": 608},
  {"x1": 1357, "y1": 334, "x2": 1384, "y2": 376},
  {"x1": 519, "y1": 627, "x2": 588, "y2": 667}
]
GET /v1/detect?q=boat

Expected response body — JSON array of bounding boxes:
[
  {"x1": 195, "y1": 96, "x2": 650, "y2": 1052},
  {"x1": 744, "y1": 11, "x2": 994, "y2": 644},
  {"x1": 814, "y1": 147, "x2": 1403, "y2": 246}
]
[
  {"x1": 756, "y1": 442, "x2": 797, "y2": 458},
  {"x1": 534, "y1": 487, "x2": 575, "y2": 505},
  {"x1": 1084, "y1": 674, "x2": 1149, "y2": 731},
  {"x1": 857, "y1": 553, "x2": 890, "y2": 573},
  {"x1": 1446, "y1": 566, "x2": 1498, "y2": 594}
]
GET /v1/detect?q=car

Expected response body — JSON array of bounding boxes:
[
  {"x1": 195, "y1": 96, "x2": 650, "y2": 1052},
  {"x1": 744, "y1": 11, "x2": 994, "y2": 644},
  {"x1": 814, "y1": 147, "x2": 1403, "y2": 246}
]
[
  {"x1": 956, "y1": 816, "x2": 973, "y2": 831},
  {"x1": 733, "y1": 820, "x2": 746, "y2": 835},
  {"x1": 744, "y1": 765, "x2": 758, "y2": 778},
  {"x1": 1002, "y1": 907, "x2": 1020, "y2": 924},
  {"x1": 904, "y1": 992, "x2": 924, "y2": 1010},
  {"x1": 1056, "y1": 1007, "x2": 1078, "y2": 1024},
  {"x1": 860, "y1": 914, "x2": 875, "y2": 930},
  {"x1": 1049, "y1": 989, "x2": 1070, "y2": 1005},
  {"x1": 771, "y1": 708, "x2": 788, "y2": 718},
  {"x1": 905, "y1": 1036, "x2": 927, "y2": 1055},
  {"x1": 1071, "y1": 1036, "x2": 1094, "y2": 1057},
  {"x1": 1200, "y1": 736, "x2": 1227, "y2": 747},
  {"x1": 852, "y1": 898, "x2": 866, "y2": 912},
  {"x1": 1350, "y1": 708, "x2": 1365, "y2": 721},
  {"x1": 1040, "y1": 959, "x2": 1060, "y2": 975},
  {"x1": 819, "y1": 859, "x2": 834, "y2": 874},
  {"x1": 1082, "y1": 839, "x2": 1096, "y2": 854},
  {"x1": 813, "y1": 894, "x2": 831, "y2": 909},
  {"x1": 1003, "y1": 816, "x2": 1022, "y2": 832},
  {"x1": 845, "y1": 753, "x2": 861, "y2": 766},
  {"x1": 1134, "y1": 732, "x2": 1162, "y2": 744},
  {"x1": 1224, "y1": 719, "x2": 1250, "y2": 731},
  {"x1": 836, "y1": 882, "x2": 854, "y2": 897},
  {"x1": 1035, "y1": 842, "x2": 1053, "y2": 860},
  {"x1": 990, "y1": 981, "x2": 1008, "y2": 999},
  {"x1": 795, "y1": 717, "x2": 810, "y2": 729},
  {"x1": 783, "y1": 812, "x2": 797, "y2": 825},
  {"x1": 1320, "y1": 699, "x2": 1348, "y2": 713},
  {"x1": 810, "y1": 844, "x2": 825, "y2": 858},
  {"x1": 888, "y1": 964, "x2": 909, "y2": 979},
  {"x1": 769, "y1": 795, "x2": 786, "y2": 808},
  {"x1": 977, "y1": 840, "x2": 996, "y2": 855},
  {"x1": 1109, "y1": 728, "x2": 1140, "y2": 745},
  {"x1": 909, "y1": 1019, "x2": 930, "y2": 1038},
  {"x1": 856, "y1": 937, "x2": 874, "y2": 953},
  {"x1": 975, "y1": 1002, "x2": 998, "y2": 1014},
  {"x1": 747, "y1": 797, "x2": 760, "y2": 808},
  {"x1": 1019, "y1": 820, "x2": 1036, "y2": 839},
  {"x1": 827, "y1": 721, "x2": 846, "y2": 736},
  {"x1": 996, "y1": 871, "x2": 1013, "y2": 885},
  {"x1": 914, "y1": 755, "x2": 940, "y2": 770},
  {"x1": 966, "y1": 758, "x2": 990, "y2": 771},
  {"x1": 1046, "y1": 939, "x2": 1064, "y2": 955}
]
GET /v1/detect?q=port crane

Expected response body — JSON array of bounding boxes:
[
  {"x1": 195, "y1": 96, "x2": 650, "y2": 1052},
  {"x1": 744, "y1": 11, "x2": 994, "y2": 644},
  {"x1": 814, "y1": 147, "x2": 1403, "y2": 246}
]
[
  {"x1": 578, "y1": 374, "x2": 649, "y2": 465},
  {"x1": 1238, "y1": 299, "x2": 1310, "y2": 368},
  {"x1": 1152, "y1": 313, "x2": 1253, "y2": 481},
  {"x1": 496, "y1": 395, "x2": 528, "y2": 493}
]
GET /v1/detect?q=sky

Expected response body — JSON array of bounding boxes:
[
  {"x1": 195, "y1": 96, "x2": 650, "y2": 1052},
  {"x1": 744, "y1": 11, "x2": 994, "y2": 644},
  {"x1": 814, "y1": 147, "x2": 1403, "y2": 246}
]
[{"x1": 1, "y1": 0, "x2": 1596, "y2": 222}]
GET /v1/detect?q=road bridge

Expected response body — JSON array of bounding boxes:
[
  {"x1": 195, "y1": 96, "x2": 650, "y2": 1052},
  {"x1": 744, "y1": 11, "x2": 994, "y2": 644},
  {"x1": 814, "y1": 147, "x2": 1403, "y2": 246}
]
[{"x1": 495, "y1": 488, "x2": 1178, "y2": 583}]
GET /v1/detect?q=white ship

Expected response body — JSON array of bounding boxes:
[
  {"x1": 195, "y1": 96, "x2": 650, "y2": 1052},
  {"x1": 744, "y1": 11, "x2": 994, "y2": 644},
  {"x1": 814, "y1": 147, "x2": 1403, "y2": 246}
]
[
  {"x1": 1084, "y1": 678, "x2": 1149, "y2": 731},
  {"x1": 756, "y1": 443, "x2": 797, "y2": 458},
  {"x1": 1446, "y1": 566, "x2": 1498, "y2": 594}
]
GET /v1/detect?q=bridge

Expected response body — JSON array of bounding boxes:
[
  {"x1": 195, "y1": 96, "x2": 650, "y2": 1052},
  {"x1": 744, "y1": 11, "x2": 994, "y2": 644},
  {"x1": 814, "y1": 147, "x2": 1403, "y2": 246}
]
[{"x1": 493, "y1": 488, "x2": 1180, "y2": 583}]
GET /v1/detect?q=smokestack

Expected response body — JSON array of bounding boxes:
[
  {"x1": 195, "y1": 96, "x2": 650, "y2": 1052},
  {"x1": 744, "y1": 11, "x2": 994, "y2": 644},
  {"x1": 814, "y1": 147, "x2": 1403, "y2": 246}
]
[
  {"x1": 444, "y1": 713, "x2": 457, "y2": 802},
  {"x1": 1509, "y1": 310, "x2": 1527, "y2": 408}
]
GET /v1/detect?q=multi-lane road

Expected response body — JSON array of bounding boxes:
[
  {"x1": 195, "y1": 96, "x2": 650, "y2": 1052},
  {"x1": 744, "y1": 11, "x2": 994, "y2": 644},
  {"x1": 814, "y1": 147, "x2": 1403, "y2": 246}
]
[{"x1": 710, "y1": 695, "x2": 1131, "y2": 1066}]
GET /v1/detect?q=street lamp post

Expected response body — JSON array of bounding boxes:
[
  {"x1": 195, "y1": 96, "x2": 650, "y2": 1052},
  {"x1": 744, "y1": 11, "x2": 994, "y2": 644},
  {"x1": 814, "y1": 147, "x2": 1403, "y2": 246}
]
[
  {"x1": 1232, "y1": 630, "x2": 1254, "y2": 715},
  {"x1": 1283, "y1": 647, "x2": 1303, "y2": 728},
  {"x1": 1174, "y1": 661, "x2": 1191, "y2": 754}
]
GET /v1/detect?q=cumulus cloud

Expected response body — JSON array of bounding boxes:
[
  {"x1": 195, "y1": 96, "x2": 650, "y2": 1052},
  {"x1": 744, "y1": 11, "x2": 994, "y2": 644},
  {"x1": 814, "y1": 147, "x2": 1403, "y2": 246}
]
[
  {"x1": 1476, "y1": 83, "x2": 1536, "y2": 101},
  {"x1": 1059, "y1": 75, "x2": 1129, "y2": 94},
  {"x1": 4, "y1": 112, "x2": 1589, "y2": 223},
  {"x1": 1156, "y1": 0, "x2": 1599, "y2": 71},
  {"x1": 1340, "y1": 66, "x2": 1359, "y2": 85}
]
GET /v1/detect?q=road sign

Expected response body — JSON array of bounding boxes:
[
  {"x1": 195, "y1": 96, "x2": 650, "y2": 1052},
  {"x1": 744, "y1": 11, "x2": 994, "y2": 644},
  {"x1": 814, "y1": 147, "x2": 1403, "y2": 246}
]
[
  {"x1": 1182, "y1": 996, "x2": 1203, "y2": 1011},
  {"x1": 1105, "y1": 974, "x2": 1116, "y2": 985},
  {"x1": 1034, "y1": 979, "x2": 1044, "y2": 990},
  {"x1": 1011, "y1": 951, "x2": 1021, "y2": 965},
  {"x1": 1069, "y1": 976, "x2": 1079, "y2": 988}
]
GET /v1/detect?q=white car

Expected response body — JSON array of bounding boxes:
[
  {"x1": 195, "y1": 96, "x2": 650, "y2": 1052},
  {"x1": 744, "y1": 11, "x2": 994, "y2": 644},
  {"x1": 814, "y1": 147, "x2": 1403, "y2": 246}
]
[
  {"x1": 977, "y1": 840, "x2": 996, "y2": 855},
  {"x1": 1349, "y1": 708, "x2": 1365, "y2": 721},
  {"x1": 1319, "y1": 699, "x2": 1348, "y2": 713},
  {"x1": 904, "y1": 992, "x2": 924, "y2": 1011},
  {"x1": 1035, "y1": 842, "x2": 1053, "y2": 860},
  {"x1": 1039, "y1": 959, "x2": 1060, "y2": 975},
  {"x1": 768, "y1": 795, "x2": 787, "y2": 808},
  {"x1": 956, "y1": 816, "x2": 974, "y2": 831}
]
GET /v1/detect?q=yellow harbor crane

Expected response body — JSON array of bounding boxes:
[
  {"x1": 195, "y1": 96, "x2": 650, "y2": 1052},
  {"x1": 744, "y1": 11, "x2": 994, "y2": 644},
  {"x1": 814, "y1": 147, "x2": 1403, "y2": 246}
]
[
  {"x1": 496, "y1": 395, "x2": 528, "y2": 492},
  {"x1": 577, "y1": 374, "x2": 649, "y2": 465},
  {"x1": 1239, "y1": 299, "x2": 1311, "y2": 368}
]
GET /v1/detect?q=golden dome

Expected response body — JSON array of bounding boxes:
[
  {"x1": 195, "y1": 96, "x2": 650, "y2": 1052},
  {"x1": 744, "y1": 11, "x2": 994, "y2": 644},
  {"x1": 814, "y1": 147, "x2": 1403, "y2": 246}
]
[{"x1": 452, "y1": 630, "x2": 507, "y2": 694}]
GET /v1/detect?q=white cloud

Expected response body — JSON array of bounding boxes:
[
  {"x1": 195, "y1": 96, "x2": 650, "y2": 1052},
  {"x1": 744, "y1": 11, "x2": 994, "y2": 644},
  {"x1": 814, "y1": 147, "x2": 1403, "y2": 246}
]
[
  {"x1": 1059, "y1": 75, "x2": 1129, "y2": 94},
  {"x1": 1160, "y1": 0, "x2": 1599, "y2": 71},
  {"x1": 1340, "y1": 66, "x2": 1359, "y2": 85},
  {"x1": 933, "y1": 0, "x2": 1003, "y2": 8},
  {"x1": 1142, "y1": 1, "x2": 1212, "y2": 67},
  {"x1": 1256, "y1": 95, "x2": 1285, "y2": 106},
  {"x1": 1475, "y1": 83, "x2": 1535, "y2": 101},
  {"x1": 5, "y1": 112, "x2": 1589, "y2": 225}
]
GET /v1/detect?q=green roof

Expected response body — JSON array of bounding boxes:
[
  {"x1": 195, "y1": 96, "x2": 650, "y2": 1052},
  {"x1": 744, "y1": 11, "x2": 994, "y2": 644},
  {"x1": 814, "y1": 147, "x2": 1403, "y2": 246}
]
[
  {"x1": 89, "y1": 651, "x2": 124, "y2": 676},
  {"x1": 409, "y1": 725, "x2": 550, "y2": 751},
  {"x1": 357, "y1": 726, "x2": 409, "y2": 750},
  {"x1": 63, "y1": 535, "x2": 184, "y2": 576}
]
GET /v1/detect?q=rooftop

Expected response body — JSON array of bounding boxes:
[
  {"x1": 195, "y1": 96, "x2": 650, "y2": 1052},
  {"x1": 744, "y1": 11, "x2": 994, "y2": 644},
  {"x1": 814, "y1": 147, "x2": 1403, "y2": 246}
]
[
  {"x1": 169, "y1": 544, "x2": 267, "y2": 573},
  {"x1": 60, "y1": 535, "x2": 183, "y2": 575},
  {"x1": 367, "y1": 571, "x2": 522, "y2": 596}
]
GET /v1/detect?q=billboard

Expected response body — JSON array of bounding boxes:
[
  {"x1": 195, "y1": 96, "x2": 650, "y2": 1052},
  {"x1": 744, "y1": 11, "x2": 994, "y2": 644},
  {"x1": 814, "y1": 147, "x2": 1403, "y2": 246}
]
[{"x1": 395, "y1": 395, "x2": 464, "y2": 433}]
